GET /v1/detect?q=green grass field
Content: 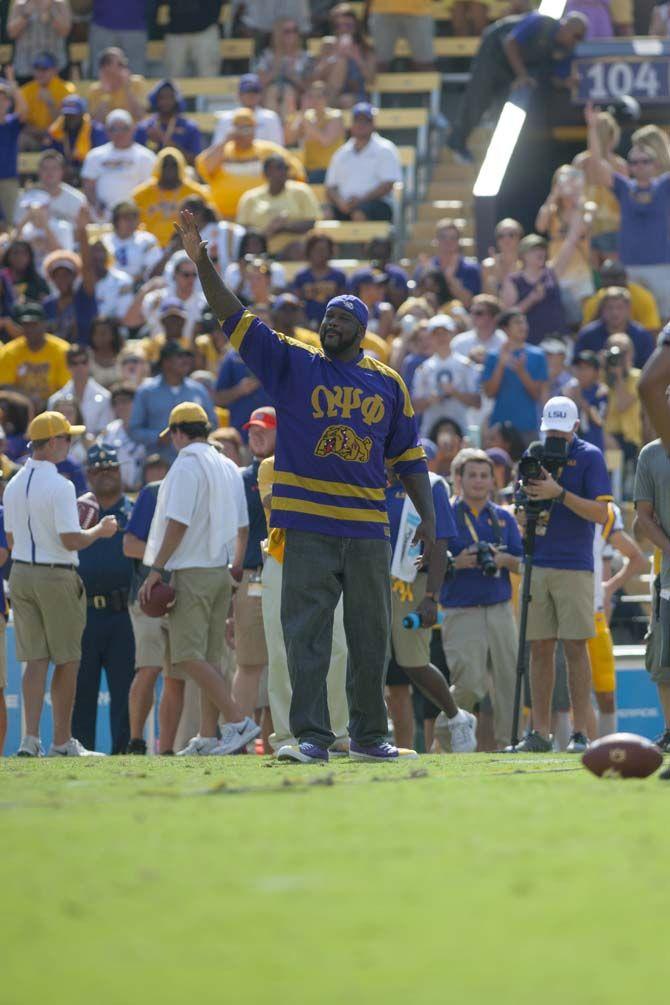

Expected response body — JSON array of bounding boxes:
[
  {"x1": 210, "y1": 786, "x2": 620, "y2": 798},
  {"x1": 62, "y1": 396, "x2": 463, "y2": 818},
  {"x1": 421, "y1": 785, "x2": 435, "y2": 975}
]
[{"x1": 2, "y1": 753, "x2": 667, "y2": 1004}]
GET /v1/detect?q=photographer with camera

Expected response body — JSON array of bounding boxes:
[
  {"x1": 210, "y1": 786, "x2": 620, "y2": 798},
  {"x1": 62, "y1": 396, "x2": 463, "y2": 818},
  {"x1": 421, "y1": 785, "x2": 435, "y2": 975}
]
[
  {"x1": 515, "y1": 396, "x2": 612, "y2": 753},
  {"x1": 440, "y1": 449, "x2": 523, "y2": 750}
]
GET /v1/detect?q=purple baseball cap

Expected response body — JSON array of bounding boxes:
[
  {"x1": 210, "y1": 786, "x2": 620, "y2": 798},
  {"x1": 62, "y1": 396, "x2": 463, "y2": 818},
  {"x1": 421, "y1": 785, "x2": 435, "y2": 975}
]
[
  {"x1": 325, "y1": 294, "x2": 369, "y2": 330},
  {"x1": 61, "y1": 95, "x2": 87, "y2": 115},
  {"x1": 239, "y1": 73, "x2": 262, "y2": 94},
  {"x1": 352, "y1": 101, "x2": 375, "y2": 120},
  {"x1": 33, "y1": 51, "x2": 57, "y2": 70}
]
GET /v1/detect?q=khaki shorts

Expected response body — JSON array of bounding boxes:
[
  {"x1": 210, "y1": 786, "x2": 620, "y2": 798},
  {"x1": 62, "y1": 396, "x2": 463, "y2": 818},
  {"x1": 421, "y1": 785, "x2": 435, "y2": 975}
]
[
  {"x1": 0, "y1": 616, "x2": 6, "y2": 688},
  {"x1": 391, "y1": 572, "x2": 430, "y2": 668},
  {"x1": 10, "y1": 563, "x2": 86, "y2": 664},
  {"x1": 526, "y1": 566, "x2": 595, "y2": 641},
  {"x1": 234, "y1": 568, "x2": 268, "y2": 667},
  {"x1": 168, "y1": 567, "x2": 231, "y2": 666},
  {"x1": 128, "y1": 601, "x2": 187, "y2": 680}
]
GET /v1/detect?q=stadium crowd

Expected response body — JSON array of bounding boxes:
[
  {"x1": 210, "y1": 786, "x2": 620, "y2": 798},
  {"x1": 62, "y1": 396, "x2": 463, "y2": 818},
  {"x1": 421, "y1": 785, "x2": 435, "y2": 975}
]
[{"x1": 0, "y1": 0, "x2": 668, "y2": 762}]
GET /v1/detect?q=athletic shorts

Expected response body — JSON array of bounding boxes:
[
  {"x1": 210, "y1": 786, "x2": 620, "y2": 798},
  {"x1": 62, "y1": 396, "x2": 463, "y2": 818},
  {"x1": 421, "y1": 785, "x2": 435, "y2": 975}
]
[{"x1": 587, "y1": 611, "x2": 616, "y2": 693}]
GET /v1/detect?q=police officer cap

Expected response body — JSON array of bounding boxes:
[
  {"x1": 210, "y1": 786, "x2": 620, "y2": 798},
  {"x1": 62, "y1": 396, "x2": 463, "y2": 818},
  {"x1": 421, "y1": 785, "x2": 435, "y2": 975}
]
[{"x1": 87, "y1": 443, "x2": 120, "y2": 469}]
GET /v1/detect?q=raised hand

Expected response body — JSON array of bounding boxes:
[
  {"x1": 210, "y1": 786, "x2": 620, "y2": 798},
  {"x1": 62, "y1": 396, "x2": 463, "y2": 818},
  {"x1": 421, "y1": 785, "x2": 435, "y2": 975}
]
[{"x1": 174, "y1": 209, "x2": 207, "y2": 264}]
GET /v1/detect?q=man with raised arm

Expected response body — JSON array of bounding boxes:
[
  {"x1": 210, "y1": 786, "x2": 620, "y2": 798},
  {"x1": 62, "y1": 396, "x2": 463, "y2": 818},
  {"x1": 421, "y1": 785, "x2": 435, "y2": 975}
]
[{"x1": 176, "y1": 210, "x2": 436, "y2": 764}]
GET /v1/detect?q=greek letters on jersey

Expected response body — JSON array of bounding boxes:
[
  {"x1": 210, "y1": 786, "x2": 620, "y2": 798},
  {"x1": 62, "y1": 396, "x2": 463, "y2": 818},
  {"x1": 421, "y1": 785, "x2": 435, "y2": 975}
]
[{"x1": 224, "y1": 309, "x2": 427, "y2": 539}]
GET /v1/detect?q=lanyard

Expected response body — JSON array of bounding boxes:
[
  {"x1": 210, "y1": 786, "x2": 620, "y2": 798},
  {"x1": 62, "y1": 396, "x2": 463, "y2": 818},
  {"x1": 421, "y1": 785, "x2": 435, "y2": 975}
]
[{"x1": 462, "y1": 510, "x2": 479, "y2": 543}]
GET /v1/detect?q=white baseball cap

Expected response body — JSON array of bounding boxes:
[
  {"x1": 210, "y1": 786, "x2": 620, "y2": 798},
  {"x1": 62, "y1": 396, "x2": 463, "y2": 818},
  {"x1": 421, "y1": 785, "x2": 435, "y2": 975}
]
[
  {"x1": 427, "y1": 313, "x2": 456, "y2": 333},
  {"x1": 540, "y1": 395, "x2": 579, "y2": 433}
]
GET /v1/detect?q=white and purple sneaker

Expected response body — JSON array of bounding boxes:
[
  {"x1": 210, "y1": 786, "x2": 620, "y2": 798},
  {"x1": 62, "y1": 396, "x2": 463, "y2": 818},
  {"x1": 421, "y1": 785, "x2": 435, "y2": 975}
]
[
  {"x1": 277, "y1": 742, "x2": 330, "y2": 764},
  {"x1": 349, "y1": 740, "x2": 419, "y2": 762}
]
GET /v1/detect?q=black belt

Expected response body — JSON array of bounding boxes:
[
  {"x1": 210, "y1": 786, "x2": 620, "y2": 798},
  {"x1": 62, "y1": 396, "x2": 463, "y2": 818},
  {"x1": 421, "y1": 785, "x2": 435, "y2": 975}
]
[
  {"x1": 14, "y1": 559, "x2": 76, "y2": 571},
  {"x1": 87, "y1": 588, "x2": 130, "y2": 612}
]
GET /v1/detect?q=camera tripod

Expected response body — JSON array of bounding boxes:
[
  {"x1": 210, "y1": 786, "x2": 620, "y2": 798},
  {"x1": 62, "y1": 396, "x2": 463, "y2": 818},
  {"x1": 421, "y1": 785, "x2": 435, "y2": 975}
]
[{"x1": 509, "y1": 510, "x2": 539, "y2": 749}]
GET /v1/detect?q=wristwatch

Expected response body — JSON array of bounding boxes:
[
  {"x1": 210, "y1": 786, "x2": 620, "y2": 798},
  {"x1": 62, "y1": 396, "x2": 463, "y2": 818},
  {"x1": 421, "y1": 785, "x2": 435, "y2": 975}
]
[{"x1": 556, "y1": 489, "x2": 567, "y2": 505}]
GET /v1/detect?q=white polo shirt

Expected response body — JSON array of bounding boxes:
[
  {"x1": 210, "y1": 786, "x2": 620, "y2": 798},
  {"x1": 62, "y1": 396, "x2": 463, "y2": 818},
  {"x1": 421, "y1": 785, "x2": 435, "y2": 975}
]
[
  {"x1": 48, "y1": 378, "x2": 114, "y2": 437},
  {"x1": 4, "y1": 459, "x2": 81, "y2": 565},
  {"x1": 81, "y1": 142, "x2": 156, "y2": 217},
  {"x1": 325, "y1": 133, "x2": 402, "y2": 205}
]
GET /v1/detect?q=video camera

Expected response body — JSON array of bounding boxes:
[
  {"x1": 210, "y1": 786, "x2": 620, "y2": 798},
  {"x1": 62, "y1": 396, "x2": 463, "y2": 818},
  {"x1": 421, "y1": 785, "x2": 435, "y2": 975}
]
[{"x1": 515, "y1": 437, "x2": 569, "y2": 518}]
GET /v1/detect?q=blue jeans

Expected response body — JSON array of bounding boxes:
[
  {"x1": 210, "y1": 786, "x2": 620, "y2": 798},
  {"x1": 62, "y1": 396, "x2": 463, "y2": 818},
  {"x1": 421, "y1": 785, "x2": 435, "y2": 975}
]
[{"x1": 281, "y1": 530, "x2": 392, "y2": 748}]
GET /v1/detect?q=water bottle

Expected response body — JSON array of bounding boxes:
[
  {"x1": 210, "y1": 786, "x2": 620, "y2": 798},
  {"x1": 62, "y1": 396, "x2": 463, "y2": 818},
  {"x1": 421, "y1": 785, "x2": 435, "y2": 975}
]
[{"x1": 402, "y1": 609, "x2": 445, "y2": 630}]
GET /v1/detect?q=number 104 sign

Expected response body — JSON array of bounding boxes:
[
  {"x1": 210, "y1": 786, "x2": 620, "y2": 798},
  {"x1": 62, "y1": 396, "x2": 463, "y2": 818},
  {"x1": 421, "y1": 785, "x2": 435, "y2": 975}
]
[{"x1": 573, "y1": 41, "x2": 670, "y2": 105}]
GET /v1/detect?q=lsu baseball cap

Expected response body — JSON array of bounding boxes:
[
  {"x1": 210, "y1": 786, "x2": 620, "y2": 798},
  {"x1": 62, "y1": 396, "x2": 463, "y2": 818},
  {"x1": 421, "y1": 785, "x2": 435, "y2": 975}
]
[
  {"x1": 33, "y1": 51, "x2": 57, "y2": 70},
  {"x1": 28, "y1": 411, "x2": 85, "y2": 441},
  {"x1": 105, "y1": 108, "x2": 133, "y2": 130},
  {"x1": 325, "y1": 294, "x2": 368, "y2": 330},
  {"x1": 232, "y1": 107, "x2": 256, "y2": 126},
  {"x1": 86, "y1": 443, "x2": 119, "y2": 468},
  {"x1": 352, "y1": 101, "x2": 375, "y2": 120},
  {"x1": 348, "y1": 268, "x2": 387, "y2": 295},
  {"x1": 540, "y1": 396, "x2": 579, "y2": 433},
  {"x1": 161, "y1": 401, "x2": 209, "y2": 437},
  {"x1": 61, "y1": 95, "x2": 86, "y2": 115},
  {"x1": 427, "y1": 313, "x2": 457, "y2": 333},
  {"x1": 243, "y1": 406, "x2": 277, "y2": 431},
  {"x1": 239, "y1": 73, "x2": 262, "y2": 93},
  {"x1": 14, "y1": 301, "x2": 46, "y2": 322},
  {"x1": 160, "y1": 297, "x2": 187, "y2": 319}
]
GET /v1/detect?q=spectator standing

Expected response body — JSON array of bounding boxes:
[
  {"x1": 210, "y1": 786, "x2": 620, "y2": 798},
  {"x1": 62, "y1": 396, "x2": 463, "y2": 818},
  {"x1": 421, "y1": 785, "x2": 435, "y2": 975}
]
[
  {"x1": 415, "y1": 219, "x2": 482, "y2": 308},
  {"x1": 6, "y1": 411, "x2": 117, "y2": 758},
  {"x1": 80, "y1": 229, "x2": 134, "y2": 322},
  {"x1": 81, "y1": 109, "x2": 156, "y2": 220},
  {"x1": 178, "y1": 208, "x2": 435, "y2": 763},
  {"x1": 581, "y1": 259, "x2": 661, "y2": 332},
  {"x1": 369, "y1": 0, "x2": 435, "y2": 72},
  {"x1": 451, "y1": 294, "x2": 506, "y2": 364},
  {"x1": 325, "y1": 102, "x2": 402, "y2": 222},
  {"x1": 196, "y1": 108, "x2": 304, "y2": 220},
  {"x1": 286, "y1": 81, "x2": 344, "y2": 183},
  {"x1": 440, "y1": 449, "x2": 522, "y2": 749},
  {"x1": 7, "y1": 0, "x2": 71, "y2": 84},
  {"x1": 71, "y1": 445, "x2": 135, "y2": 754},
  {"x1": 515, "y1": 396, "x2": 612, "y2": 753},
  {"x1": 541, "y1": 337, "x2": 571, "y2": 397},
  {"x1": 501, "y1": 233, "x2": 571, "y2": 346},
  {"x1": 313, "y1": 4, "x2": 376, "y2": 107},
  {"x1": 125, "y1": 251, "x2": 206, "y2": 342},
  {"x1": 88, "y1": 318, "x2": 122, "y2": 387},
  {"x1": 573, "y1": 109, "x2": 626, "y2": 262},
  {"x1": 139, "y1": 402, "x2": 260, "y2": 756},
  {"x1": 603, "y1": 332, "x2": 643, "y2": 480},
  {"x1": 48, "y1": 343, "x2": 113, "y2": 436},
  {"x1": 101, "y1": 385, "x2": 145, "y2": 491},
  {"x1": 17, "y1": 151, "x2": 86, "y2": 232},
  {"x1": 135, "y1": 81, "x2": 202, "y2": 167},
  {"x1": 0, "y1": 301, "x2": 69, "y2": 408},
  {"x1": 129, "y1": 342, "x2": 217, "y2": 460},
  {"x1": 87, "y1": 47, "x2": 145, "y2": 124},
  {"x1": 481, "y1": 218, "x2": 523, "y2": 296},
  {"x1": 255, "y1": 18, "x2": 314, "y2": 119},
  {"x1": 163, "y1": 0, "x2": 222, "y2": 79},
  {"x1": 132, "y1": 149, "x2": 210, "y2": 249},
  {"x1": 412, "y1": 314, "x2": 481, "y2": 438},
  {"x1": 1, "y1": 238, "x2": 48, "y2": 303},
  {"x1": 88, "y1": 7, "x2": 148, "y2": 77},
  {"x1": 236, "y1": 0, "x2": 310, "y2": 41},
  {"x1": 123, "y1": 476, "x2": 185, "y2": 755},
  {"x1": 574, "y1": 286, "x2": 655, "y2": 370},
  {"x1": 19, "y1": 51, "x2": 75, "y2": 149},
  {"x1": 237, "y1": 155, "x2": 321, "y2": 260},
  {"x1": 565, "y1": 349, "x2": 608, "y2": 454},
  {"x1": 586, "y1": 103, "x2": 670, "y2": 319},
  {"x1": 291, "y1": 233, "x2": 347, "y2": 327},
  {"x1": 213, "y1": 74, "x2": 284, "y2": 147},
  {"x1": 102, "y1": 200, "x2": 162, "y2": 282},
  {"x1": 231, "y1": 407, "x2": 276, "y2": 718},
  {"x1": 42, "y1": 249, "x2": 98, "y2": 345},
  {"x1": 481, "y1": 309, "x2": 548, "y2": 442},
  {"x1": 0, "y1": 74, "x2": 28, "y2": 226},
  {"x1": 47, "y1": 96, "x2": 108, "y2": 187}
]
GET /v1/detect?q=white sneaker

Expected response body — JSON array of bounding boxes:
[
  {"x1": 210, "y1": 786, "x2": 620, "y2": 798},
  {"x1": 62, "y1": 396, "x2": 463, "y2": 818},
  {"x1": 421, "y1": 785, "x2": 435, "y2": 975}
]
[
  {"x1": 17, "y1": 734, "x2": 43, "y2": 757},
  {"x1": 176, "y1": 735, "x2": 219, "y2": 756},
  {"x1": 448, "y1": 710, "x2": 478, "y2": 753},
  {"x1": 210, "y1": 717, "x2": 261, "y2": 755},
  {"x1": 48, "y1": 738, "x2": 105, "y2": 757}
]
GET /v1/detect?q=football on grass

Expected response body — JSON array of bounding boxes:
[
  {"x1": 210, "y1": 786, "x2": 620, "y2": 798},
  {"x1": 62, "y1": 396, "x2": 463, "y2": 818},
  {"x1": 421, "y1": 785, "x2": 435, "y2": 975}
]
[
  {"x1": 582, "y1": 733, "x2": 663, "y2": 779},
  {"x1": 77, "y1": 492, "x2": 100, "y2": 529},
  {"x1": 140, "y1": 581, "x2": 176, "y2": 618}
]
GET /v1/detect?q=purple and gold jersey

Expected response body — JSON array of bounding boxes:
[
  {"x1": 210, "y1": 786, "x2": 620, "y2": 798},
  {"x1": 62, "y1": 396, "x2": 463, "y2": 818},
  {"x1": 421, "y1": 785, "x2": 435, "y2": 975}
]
[{"x1": 224, "y1": 309, "x2": 427, "y2": 539}]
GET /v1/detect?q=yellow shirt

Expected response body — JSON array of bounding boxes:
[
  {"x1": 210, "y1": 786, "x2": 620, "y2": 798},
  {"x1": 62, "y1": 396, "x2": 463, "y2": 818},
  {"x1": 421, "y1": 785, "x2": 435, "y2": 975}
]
[
  {"x1": 236, "y1": 181, "x2": 322, "y2": 255},
  {"x1": 196, "y1": 140, "x2": 306, "y2": 220},
  {"x1": 301, "y1": 107, "x2": 344, "y2": 172},
  {"x1": 132, "y1": 177, "x2": 212, "y2": 247},
  {"x1": 87, "y1": 76, "x2": 146, "y2": 121},
  {"x1": 371, "y1": 0, "x2": 432, "y2": 12},
  {"x1": 194, "y1": 333, "x2": 224, "y2": 375},
  {"x1": 20, "y1": 78, "x2": 76, "y2": 132},
  {"x1": 139, "y1": 333, "x2": 191, "y2": 365},
  {"x1": 0, "y1": 334, "x2": 70, "y2": 402},
  {"x1": 257, "y1": 454, "x2": 285, "y2": 563},
  {"x1": 582, "y1": 283, "x2": 661, "y2": 331},
  {"x1": 362, "y1": 330, "x2": 391, "y2": 364},
  {"x1": 605, "y1": 368, "x2": 643, "y2": 446}
]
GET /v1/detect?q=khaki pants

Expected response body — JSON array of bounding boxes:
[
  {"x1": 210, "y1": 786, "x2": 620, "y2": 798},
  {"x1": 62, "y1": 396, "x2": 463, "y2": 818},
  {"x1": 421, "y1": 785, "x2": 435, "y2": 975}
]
[
  {"x1": 441, "y1": 601, "x2": 517, "y2": 747},
  {"x1": 261, "y1": 555, "x2": 348, "y2": 750},
  {"x1": 164, "y1": 24, "x2": 221, "y2": 77}
]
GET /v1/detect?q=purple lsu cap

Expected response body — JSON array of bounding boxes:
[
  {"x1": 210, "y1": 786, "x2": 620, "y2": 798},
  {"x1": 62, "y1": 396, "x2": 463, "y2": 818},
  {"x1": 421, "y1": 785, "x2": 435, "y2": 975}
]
[
  {"x1": 326, "y1": 294, "x2": 368, "y2": 330},
  {"x1": 61, "y1": 95, "x2": 87, "y2": 115},
  {"x1": 239, "y1": 73, "x2": 262, "y2": 93},
  {"x1": 352, "y1": 101, "x2": 375, "y2": 120},
  {"x1": 33, "y1": 51, "x2": 57, "y2": 70}
]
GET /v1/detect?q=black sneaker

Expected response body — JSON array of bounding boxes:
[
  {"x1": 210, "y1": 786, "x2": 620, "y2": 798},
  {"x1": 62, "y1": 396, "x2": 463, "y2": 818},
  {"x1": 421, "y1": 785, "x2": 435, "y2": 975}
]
[
  {"x1": 126, "y1": 738, "x2": 147, "y2": 755},
  {"x1": 566, "y1": 731, "x2": 589, "y2": 753},
  {"x1": 655, "y1": 729, "x2": 670, "y2": 752},
  {"x1": 506, "y1": 730, "x2": 553, "y2": 753}
]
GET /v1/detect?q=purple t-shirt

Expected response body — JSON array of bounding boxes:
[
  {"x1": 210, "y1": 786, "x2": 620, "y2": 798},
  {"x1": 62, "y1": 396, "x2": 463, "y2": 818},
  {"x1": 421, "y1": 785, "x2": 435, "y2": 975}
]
[
  {"x1": 509, "y1": 268, "x2": 566, "y2": 345},
  {"x1": 93, "y1": 0, "x2": 146, "y2": 31},
  {"x1": 613, "y1": 172, "x2": 670, "y2": 266}
]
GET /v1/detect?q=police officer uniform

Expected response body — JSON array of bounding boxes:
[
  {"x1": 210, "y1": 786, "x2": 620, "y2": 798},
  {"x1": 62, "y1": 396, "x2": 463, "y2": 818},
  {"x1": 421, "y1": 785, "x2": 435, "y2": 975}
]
[{"x1": 71, "y1": 445, "x2": 135, "y2": 754}]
